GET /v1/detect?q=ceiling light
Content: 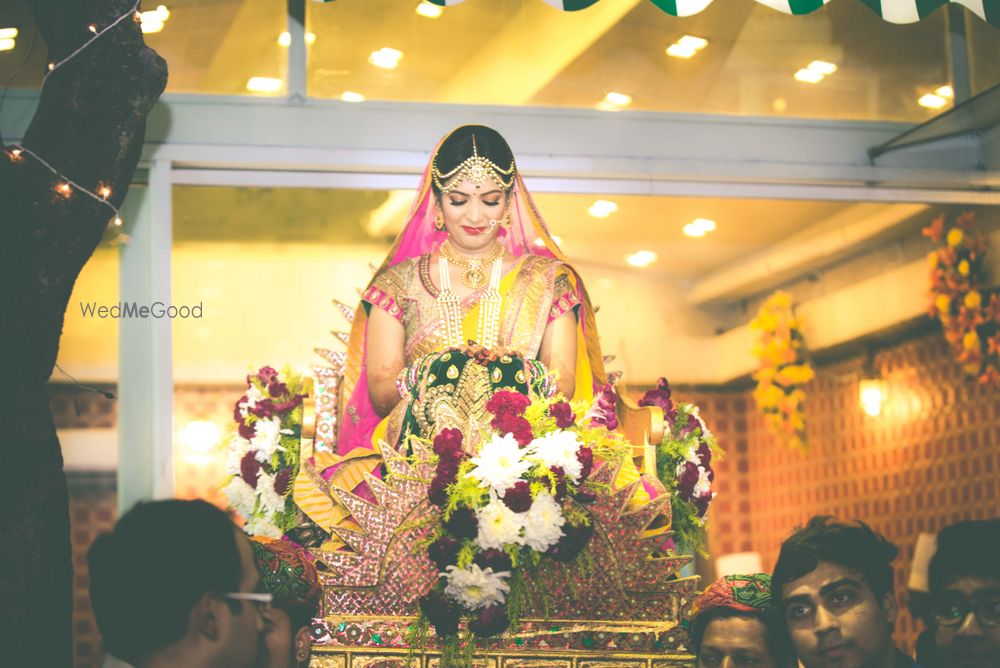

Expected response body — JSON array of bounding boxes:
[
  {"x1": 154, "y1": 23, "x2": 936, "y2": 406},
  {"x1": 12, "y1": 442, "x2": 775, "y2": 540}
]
[
  {"x1": 935, "y1": 85, "x2": 954, "y2": 99},
  {"x1": 676, "y1": 35, "x2": 708, "y2": 50},
  {"x1": 683, "y1": 218, "x2": 717, "y2": 237},
  {"x1": 278, "y1": 31, "x2": 317, "y2": 46},
  {"x1": 369, "y1": 47, "x2": 403, "y2": 70},
  {"x1": 666, "y1": 34, "x2": 707, "y2": 59},
  {"x1": 416, "y1": 1, "x2": 444, "y2": 18},
  {"x1": 340, "y1": 91, "x2": 365, "y2": 102},
  {"x1": 807, "y1": 60, "x2": 837, "y2": 76},
  {"x1": 0, "y1": 27, "x2": 18, "y2": 39},
  {"x1": 918, "y1": 93, "x2": 947, "y2": 110},
  {"x1": 140, "y1": 5, "x2": 169, "y2": 33},
  {"x1": 626, "y1": 250, "x2": 658, "y2": 268},
  {"x1": 246, "y1": 76, "x2": 283, "y2": 93},
  {"x1": 0, "y1": 38, "x2": 14, "y2": 52},
  {"x1": 603, "y1": 91, "x2": 632, "y2": 107},
  {"x1": 794, "y1": 68, "x2": 824, "y2": 84},
  {"x1": 587, "y1": 200, "x2": 618, "y2": 218},
  {"x1": 773, "y1": 98, "x2": 787, "y2": 112}
]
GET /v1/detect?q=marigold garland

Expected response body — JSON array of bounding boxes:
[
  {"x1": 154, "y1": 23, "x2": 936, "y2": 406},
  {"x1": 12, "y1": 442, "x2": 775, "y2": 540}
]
[
  {"x1": 923, "y1": 212, "x2": 1000, "y2": 386},
  {"x1": 750, "y1": 291, "x2": 814, "y2": 450}
]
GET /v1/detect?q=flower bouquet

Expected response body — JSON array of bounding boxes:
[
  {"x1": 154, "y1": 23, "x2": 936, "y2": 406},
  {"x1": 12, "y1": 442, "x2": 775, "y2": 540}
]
[
  {"x1": 223, "y1": 365, "x2": 309, "y2": 538},
  {"x1": 641, "y1": 378, "x2": 721, "y2": 556},
  {"x1": 412, "y1": 389, "x2": 630, "y2": 657}
]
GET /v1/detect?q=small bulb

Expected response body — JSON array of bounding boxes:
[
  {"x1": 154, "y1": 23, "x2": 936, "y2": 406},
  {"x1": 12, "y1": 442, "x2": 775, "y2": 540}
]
[
  {"x1": 8, "y1": 148, "x2": 23, "y2": 162},
  {"x1": 47, "y1": 62, "x2": 55, "y2": 71},
  {"x1": 55, "y1": 182, "x2": 73, "y2": 198},
  {"x1": 98, "y1": 184, "x2": 112, "y2": 199},
  {"x1": 88, "y1": 24, "x2": 98, "y2": 34},
  {"x1": 112, "y1": 214, "x2": 123, "y2": 227}
]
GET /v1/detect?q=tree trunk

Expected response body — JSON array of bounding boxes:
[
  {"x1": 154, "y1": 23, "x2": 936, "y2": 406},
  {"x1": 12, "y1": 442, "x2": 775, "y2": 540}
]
[{"x1": 0, "y1": 0, "x2": 166, "y2": 664}]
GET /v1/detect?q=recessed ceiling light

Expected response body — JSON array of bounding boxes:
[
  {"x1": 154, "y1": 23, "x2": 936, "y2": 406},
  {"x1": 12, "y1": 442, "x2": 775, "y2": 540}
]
[
  {"x1": 140, "y1": 5, "x2": 170, "y2": 33},
  {"x1": 278, "y1": 31, "x2": 317, "y2": 46},
  {"x1": 0, "y1": 27, "x2": 19, "y2": 40},
  {"x1": 0, "y1": 38, "x2": 14, "y2": 51},
  {"x1": 683, "y1": 218, "x2": 717, "y2": 238},
  {"x1": 626, "y1": 250, "x2": 658, "y2": 268},
  {"x1": 340, "y1": 91, "x2": 365, "y2": 103},
  {"x1": 369, "y1": 47, "x2": 403, "y2": 70},
  {"x1": 246, "y1": 76, "x2": 283, "y2": 93},
  {"x1": 588, "y1": 200, "x2": 618, "y2": 218},
  {"x1": 794, "y1": 68, "x2": 824, "y2": 84},
  {"x1": 807, "y1": 60, "x2": 837, "y2": 76},
  {"x1": 416, "y1": 1, "x2": 444, "y2": 18},
  {"x1": 666, "y1": 34, "x2": 707, "y2": 59},
  {"x1": 918, "y1": 93, "x2": 948, "y2": 110},
  {"x1": 935, "y1": 85, "x2": 954, "y2": 99},
  {"x1": 773, "y1": 98, "x2": 788, "y2": 112}
]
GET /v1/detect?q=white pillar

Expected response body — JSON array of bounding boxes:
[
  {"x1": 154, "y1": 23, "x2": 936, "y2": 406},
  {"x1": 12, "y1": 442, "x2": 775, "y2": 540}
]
[{"x1": 117, "y1": 158, "x2": 174, "y2": 511}]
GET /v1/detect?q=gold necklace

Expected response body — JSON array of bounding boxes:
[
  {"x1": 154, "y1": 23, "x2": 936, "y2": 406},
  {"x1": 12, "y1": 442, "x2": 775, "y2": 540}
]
[{"x1": 440, "y1": 240, "x2": 504, "y2": 290}]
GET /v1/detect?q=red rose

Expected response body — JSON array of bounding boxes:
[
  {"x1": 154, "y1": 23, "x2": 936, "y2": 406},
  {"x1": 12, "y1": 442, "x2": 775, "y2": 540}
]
[
  {"x1": 693, "y1": 493, "x2": 712, "y2": 517},
  {"x1": 492, "y1": 413, "x2": 533, "y2": 447},
  {"x1": 427, "y1": 535, "x2": 462, "y2": 571},
  {"x1": 433, "y1": 428, "x2": 465, "y2": 461},
  {"x1": 233, "y1": 396, "x2": 247, "y2": 424},
  {"x1": 257, "y1": 366, "x2": 279, "y2": 385},
  {"x1": 573, "y1": 488, "x2": 598, "y2": 504},
  {"x1": 546, "y1": 522, "x2": 595, "y2": 562},
  {"x1": 550, "y1": 466, "x2": 567, "y2": 501},
  {"x1": 468, "y1": 604, "x2": 510, "y2": 638},
  {"x1": 548, "y1": 400, "x2": 576, "y2": 429},
  {"x1": 696, "y1": 442, "x2": 712, "y2": 467},
  {"x1": 249, "y1": 398, "x2": 275, "y2": 419},
  {"x1": 677, "y1": 461, "x2": 699, "y2": 498},
  {"x1": 428, "y1": 477, "x2": 450, "y2": 507},
  {"x1": 576, "y1": 446, "x2": 594, "y2": 481},
  {"x1": 501, "y1": 481, "x2": 532, "y2": 513},
  {"x1": 272, "y1": 393, "x2": 306, "y2": 413},
  {"x1": 274, "y1": 468, "x2": 292, "y2": 496},
  {"x1": 239, "y1": 452, "x2": 260, "y2": 489},
  {"x1": 486, "y1": 391, "x2": 531, "y2": 418},
  {"x1": 435, "y1": 457, "x2": 460, "y2": 485},
  {"x1": 474, "y1": 548, "x2": 513, "y2": 573},
  {"x1": 237, "y1": 420, "x2": 255, "y2": 441},
  {"x1": 268, "y1": 381, "x2": 288, "y2": 398},
  {"x1": 420, "y1": 590, "x2": 461, "y2": 638}
]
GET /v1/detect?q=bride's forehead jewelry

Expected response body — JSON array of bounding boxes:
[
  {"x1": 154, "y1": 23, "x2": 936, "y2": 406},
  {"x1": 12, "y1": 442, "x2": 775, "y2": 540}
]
[{"x1": 432, "y1": 135, "x2": 516, "y2": 194}]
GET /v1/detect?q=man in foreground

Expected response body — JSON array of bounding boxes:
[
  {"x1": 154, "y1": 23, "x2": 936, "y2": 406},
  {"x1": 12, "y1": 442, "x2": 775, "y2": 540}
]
[
  {"x1": 772, "y1": 516, "x2": 918, "y2": 668},
  {"x1": 88, "y1": 499, "x2": 268, "y2": 668}
]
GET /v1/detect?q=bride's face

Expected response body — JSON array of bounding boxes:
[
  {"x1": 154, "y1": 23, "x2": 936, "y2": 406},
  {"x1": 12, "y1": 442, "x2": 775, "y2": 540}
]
[{"x1": 439, "y1": 177, "x2": 510, "y2": 252}]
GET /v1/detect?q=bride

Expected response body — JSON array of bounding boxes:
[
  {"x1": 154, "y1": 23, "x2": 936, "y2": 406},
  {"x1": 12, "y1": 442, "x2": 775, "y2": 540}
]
[{"x1": 295, "y1": 125, "x2": 642, "y2": 541}]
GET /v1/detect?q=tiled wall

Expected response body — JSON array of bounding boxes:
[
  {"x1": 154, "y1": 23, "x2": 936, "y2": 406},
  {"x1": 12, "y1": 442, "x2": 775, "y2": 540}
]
[{"x1": 54, "y1": 333, "x2": 1000, "y2": 664}]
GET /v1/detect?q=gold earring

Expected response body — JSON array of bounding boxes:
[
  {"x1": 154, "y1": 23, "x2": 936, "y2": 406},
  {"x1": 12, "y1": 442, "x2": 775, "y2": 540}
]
[{"x1": 434, "y1": 210, "x2": 445, "y2": 231}]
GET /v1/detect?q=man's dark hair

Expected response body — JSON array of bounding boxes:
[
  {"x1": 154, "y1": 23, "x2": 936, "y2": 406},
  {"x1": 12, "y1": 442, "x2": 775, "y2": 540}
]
[
  {"x1": 690, "y1": 607, "x2": 793, "y2": 667},
  {"x1": 772, "y1": 516, "x2": 899, "y2": 603},
  {"x1": 88, "y1": 499, "x2": 243, "y2": 665},
  {"x1": 278, "y1": 602, "x2": 318, "y2": 635},
  {"x1": 929, "y1": 519, "x2": 1000, "y2": 594}
]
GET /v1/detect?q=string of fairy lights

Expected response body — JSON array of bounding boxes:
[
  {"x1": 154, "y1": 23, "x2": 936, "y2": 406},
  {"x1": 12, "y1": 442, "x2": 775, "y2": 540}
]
[{"x1": 3, "y1": 0, "x2": 143, "y2": 242}]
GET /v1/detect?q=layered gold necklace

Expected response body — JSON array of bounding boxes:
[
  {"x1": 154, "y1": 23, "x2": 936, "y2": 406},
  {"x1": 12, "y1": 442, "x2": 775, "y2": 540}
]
[
  {"x1": 439, "y1": 240, "x2": 504, "y2": 290},
  {"x1": 437, "y1": 241, "x2": 504, "y2": 349}
]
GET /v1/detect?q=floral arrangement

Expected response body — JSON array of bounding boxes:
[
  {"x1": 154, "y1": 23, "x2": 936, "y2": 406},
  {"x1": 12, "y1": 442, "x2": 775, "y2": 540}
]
[
  {"x1": 415, "y1": 389, "x2": 629, "y2": 651},
  {"x1": 223, "y1": 366, "x2": 309, "y2": 538},
  {"x1": 640, "y1": 378, "x2": 721, "y2": 555},
  {"x1": 750, "y1": 291, "x2": 814, "y2": 450},
  {"x1": 923, "y1": 212, "x2": 1000, "y2": 386}
]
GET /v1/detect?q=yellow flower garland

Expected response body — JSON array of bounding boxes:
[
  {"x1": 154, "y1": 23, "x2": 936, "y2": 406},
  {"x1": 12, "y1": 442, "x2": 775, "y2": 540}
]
[
  {"x1": 923, "y1": 212, "x2": 1000, "y2": 386},
  {"x1": 750, "y1": 291, "x2": 814, "y2": 450}
]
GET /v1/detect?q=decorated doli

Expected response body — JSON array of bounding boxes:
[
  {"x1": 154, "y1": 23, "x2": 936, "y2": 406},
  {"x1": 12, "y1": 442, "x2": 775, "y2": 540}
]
[{"x1": 225, "y1": 343, "x2": 721, "y2": 667}]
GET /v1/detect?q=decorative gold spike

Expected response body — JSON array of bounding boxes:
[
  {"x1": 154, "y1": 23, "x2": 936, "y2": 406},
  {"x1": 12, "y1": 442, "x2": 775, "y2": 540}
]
[
  {"x1": 330, "y1": 331, "x2": 350, "y2": 347},
  {"x1": 314, "y1": 348, "x2": 346, "y2": 371},
  {"x1": 332, "y1": 300, "x2": 355, "y2": 324}
]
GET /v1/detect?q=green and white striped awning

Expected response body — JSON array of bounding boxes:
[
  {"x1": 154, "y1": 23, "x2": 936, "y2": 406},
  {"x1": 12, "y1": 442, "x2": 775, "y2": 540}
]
[{"x1": 426, "y1": 0, "x2": 999, "y2": 26}]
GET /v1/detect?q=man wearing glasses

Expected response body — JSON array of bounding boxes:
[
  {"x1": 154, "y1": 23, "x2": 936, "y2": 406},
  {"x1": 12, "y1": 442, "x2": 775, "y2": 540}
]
[
  {"x1": 928, "y1": 519, "x2": 1000, "y2": 668},
  {"x1": 88, "y1": 499, "x2": 269, "y2": 668},
  {"x1": 772, "y1": 516, "x2": 919, "y2": 668}
]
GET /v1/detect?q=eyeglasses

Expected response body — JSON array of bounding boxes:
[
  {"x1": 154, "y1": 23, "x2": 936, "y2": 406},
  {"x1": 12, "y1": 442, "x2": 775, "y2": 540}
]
[
  {"x1": 223, "y1": 592, "x2": 273, "y2": 613},
  {"x1": 933, "y1": 598, "x2": 1000, "y2": 628}
]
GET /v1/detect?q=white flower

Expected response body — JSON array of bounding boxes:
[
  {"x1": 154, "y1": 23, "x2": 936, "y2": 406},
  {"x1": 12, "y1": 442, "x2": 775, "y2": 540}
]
[
  {"x1": 466, "y1": 433, "x2": 533, "y2": 495},
  {"x1": 443, "y1": 564, "x2": 510, "y2": 610},
  {"x1": 245, "y1": 516, "x2": 283, "y2": 539},
  {"x1": 693, "y1": 466, "x2": 713, "y2": 499},
  {"x1": 476, "y1": 498, "x2": 526, "y2": 550},
  {"x1": 225, "y1": 436, "x2": 251, "y2": 475},
  {"x1": 256, "y1": 470, "x2": 287, "y2": 513},
  {"x1": 529, "y1": 430, "x2": 583, "y2": 482},
  {"x1": 522, "y1": 491, "x2": 565, "y2": 552},
  {"x1": 245, "y1": 384, "x2": 265, "y2": 408},
  {"x1": 223, "y1": 475, "x2": 256, "y2": 517},
  {"x1": 251, "y1": 416, "x2": 284, "y2": 463}
]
